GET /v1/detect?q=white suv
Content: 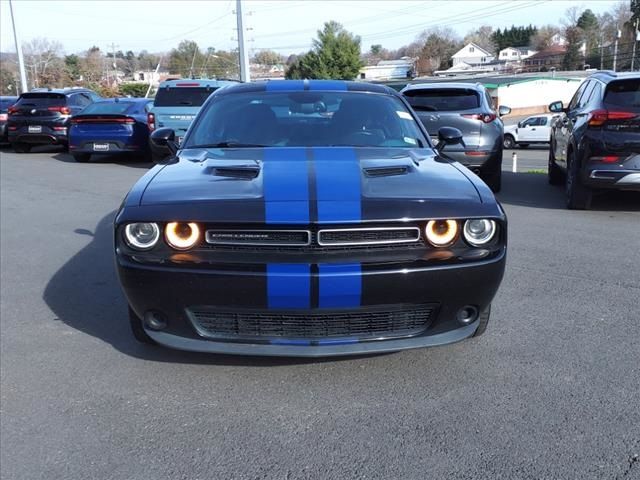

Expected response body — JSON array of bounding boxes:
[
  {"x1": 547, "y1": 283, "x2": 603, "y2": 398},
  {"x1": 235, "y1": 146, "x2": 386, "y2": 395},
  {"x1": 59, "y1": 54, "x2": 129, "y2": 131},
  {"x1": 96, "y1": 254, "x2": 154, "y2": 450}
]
[{"x1": 503, "y1": 114, "x2": 559, "y2": 149}]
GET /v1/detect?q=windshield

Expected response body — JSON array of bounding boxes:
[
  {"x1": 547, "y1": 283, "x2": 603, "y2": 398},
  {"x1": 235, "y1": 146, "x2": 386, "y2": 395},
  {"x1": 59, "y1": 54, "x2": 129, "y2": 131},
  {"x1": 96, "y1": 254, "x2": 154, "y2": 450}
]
[
  {"x1": 153, "y1": 87, "x2": 217, "y2": 107},
  {"x1": 80, "y1": 102, "x2": 134, "y2": 115},
  {"x1": 404, "y1": 88, "x2": 480, "y2": 111},
  {"x1": 185, "y1": 91, "x2": 427, "y2": 148}
]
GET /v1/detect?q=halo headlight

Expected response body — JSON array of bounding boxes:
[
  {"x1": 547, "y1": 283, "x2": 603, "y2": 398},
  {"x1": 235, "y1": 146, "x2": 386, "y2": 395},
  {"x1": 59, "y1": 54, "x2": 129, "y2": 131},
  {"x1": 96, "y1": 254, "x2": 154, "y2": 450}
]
[
  {"x1": 463, "y1": 219, "x2": 497, "y2": 246},
  {"x1": 124, "y1": 223, "x2": 160, "y2": 250},
  {"x1": 165, "y1": 222, "x2": 201, "y2": 250},
  {"x1": 425, "y1": 220, "x2": 459, "y2": 247}
]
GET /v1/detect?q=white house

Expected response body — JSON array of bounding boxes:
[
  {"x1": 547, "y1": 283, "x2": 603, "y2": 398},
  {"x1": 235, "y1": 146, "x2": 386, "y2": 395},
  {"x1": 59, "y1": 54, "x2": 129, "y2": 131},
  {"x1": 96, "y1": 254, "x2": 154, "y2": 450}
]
[
  {"x1": 451, "y1": 43, "x2": 495, "y2": 66},
  {"x1": 498, "y1": 47, "x2": 537, "y2": 62},
  {"x1": 358, "y1": 57, "x2": 415, "y2": 81}
]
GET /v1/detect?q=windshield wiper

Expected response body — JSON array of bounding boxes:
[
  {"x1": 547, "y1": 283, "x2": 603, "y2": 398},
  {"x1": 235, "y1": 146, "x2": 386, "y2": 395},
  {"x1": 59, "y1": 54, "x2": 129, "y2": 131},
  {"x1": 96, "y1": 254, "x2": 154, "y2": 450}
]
[{"x1": 187, "y1": 142, "x2": 268, "y2": 149}]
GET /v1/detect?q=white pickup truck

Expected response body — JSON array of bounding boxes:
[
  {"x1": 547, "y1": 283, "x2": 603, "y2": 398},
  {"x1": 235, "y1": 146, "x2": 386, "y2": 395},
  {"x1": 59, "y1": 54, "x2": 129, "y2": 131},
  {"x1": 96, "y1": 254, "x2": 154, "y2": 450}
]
[{"x1": 503, "y1": 114, "x2": 560, "y2": 149}]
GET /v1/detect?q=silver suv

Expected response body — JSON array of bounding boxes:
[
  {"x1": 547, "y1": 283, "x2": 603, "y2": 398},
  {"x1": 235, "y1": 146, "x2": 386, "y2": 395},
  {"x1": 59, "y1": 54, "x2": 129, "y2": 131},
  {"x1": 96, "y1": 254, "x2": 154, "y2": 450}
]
[{"x1": 402, "y1": 82, "x2": 510, "y2": 192}]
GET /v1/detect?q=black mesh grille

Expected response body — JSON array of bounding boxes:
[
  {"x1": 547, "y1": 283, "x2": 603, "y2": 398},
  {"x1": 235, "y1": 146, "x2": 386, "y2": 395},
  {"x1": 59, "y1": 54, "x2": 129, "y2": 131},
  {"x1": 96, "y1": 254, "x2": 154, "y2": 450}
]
[
  {"x1": 188, "y1": 304, "x2": 437, "y2": 341},
  {"x1": 318, "y1": 228, "x2": 419, "y2": 245},
  {"x1": 206, "y1": 230, "x2": 309, "y2": 246}
]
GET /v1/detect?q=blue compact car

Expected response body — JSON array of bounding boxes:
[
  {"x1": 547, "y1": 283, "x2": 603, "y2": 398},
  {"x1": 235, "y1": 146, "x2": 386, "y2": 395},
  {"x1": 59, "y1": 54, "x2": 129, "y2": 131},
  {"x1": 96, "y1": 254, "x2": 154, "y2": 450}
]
[
  {"x1": 69, "y1": 98, "x2": 153, "y2": 162},
  {"x1": 115, "y1": 80, "x2": 508, "y2": 357}
]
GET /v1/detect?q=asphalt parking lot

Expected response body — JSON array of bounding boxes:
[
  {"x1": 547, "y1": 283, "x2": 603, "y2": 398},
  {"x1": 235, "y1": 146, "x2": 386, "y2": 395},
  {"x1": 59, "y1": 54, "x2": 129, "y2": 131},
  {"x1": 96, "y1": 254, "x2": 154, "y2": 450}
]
[{"x1": 1, "y1": 146, "x2": 639, "y2": 480}]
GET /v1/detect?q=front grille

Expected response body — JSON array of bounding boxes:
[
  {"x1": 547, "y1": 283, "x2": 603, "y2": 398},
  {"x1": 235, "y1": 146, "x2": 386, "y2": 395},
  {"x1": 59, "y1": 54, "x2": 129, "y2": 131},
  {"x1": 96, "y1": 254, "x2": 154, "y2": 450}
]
[
  {"x1": 318, "y1": 227, "x2": 420, "y2": 246},
  {"x1": 206, "y1": 229, "x2": 310, "y2": 246},
  {"x1": 187, "y1": 304, "x2": 437, "y2": 341}
]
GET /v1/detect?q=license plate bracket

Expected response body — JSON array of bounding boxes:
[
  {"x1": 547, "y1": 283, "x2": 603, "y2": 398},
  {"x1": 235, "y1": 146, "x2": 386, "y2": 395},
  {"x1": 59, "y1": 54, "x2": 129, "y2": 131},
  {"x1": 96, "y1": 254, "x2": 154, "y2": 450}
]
[{"x1": 93, "y1": 143, "x2": 110, "y2": 152}]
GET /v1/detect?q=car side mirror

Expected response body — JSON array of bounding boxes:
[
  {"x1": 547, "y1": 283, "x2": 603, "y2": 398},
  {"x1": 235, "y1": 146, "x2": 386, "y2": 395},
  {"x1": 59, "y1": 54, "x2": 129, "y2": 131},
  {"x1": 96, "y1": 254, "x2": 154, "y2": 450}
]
[
  {"x1": 150, "y1": 128, "x2": 178, "y2": 162},
  {"x1": 517, "y1": 121, "x2": 523, "y2": 128},
  {"x1": 498, "y1": 105, "x2": 511, "y2": 117},
  {"x1": 548, "y1": 101, "x2": 565, "y2": 113},
  {"x1": 436, "y1": 126, "x2": 463, "y2": 151}
]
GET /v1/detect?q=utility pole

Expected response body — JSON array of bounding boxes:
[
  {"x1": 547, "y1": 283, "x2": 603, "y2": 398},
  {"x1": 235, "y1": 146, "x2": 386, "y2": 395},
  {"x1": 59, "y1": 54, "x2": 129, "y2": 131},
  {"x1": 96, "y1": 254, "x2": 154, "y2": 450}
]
[
  {"x1": 613, "y1": 27, "x2": 621, "y2": 71},
  {"x1": 632, "y1": 19, "x2": 639, "y2": 71},
  {"x1": 145, "y1": 57, "x2": 163, "y2": 98},
  {"x1": 108, "y1": 42, "x2": 119, "y2": 86},
  {"x1": 236, "y1": 0, "x2": 250, "y2": 82},
  {"x1": 599, "y1": 30, "x2": 604, "y2": 70},
  {"x1": 8, "y1": 0, "x2": 28, "y2": 93}
]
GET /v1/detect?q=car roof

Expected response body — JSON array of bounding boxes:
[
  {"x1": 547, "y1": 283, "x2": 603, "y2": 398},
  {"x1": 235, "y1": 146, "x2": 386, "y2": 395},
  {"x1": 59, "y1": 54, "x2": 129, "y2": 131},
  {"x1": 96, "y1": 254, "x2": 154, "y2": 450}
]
[
  {"x1": 158, "y1": 78, "x2": 240, "y2": 89},
  {"x1": 214, "y1": 80, "x2": 398, "y2": 96},
  {"x1": 26, "y1": 87, "x2": 95, "y2": 95},
  {"x1": 401, "y1": 82, "x2": 485, "y2": 93},
  {"x1": 95, "y1": 97, "x2": 151, "y2": 103},
  {"x1": 589, "y1": 70, "x2": 640, "y2": 83}
]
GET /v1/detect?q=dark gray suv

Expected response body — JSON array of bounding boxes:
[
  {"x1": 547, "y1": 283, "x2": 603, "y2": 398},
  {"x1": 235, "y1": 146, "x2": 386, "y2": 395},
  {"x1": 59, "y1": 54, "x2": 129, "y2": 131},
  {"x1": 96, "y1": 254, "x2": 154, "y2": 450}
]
[{"x1": 402, "y1": 82, "x2": 510, "y2": 192}]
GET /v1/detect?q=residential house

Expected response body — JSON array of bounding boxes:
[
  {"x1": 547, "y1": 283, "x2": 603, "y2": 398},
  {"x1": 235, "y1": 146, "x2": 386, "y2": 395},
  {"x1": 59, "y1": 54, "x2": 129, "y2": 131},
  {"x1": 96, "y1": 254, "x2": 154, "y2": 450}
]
[
  {"x1": 358, "y1": 57, "x2": 416, "y2": 81},
  {"x1": 523, "y1": 47, "x2": 566, "y2": 71},
  {"x1": 451, "y1": 43, "x2": 495, "y2": 66},
  {"x1": 498, "y1": 47, "x2": 537, "y2": 63}
]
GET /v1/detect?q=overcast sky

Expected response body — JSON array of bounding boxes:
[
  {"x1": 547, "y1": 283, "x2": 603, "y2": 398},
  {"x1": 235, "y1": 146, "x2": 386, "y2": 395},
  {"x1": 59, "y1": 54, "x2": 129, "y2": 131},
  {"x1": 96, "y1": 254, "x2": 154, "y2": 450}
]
[{"x1": 0, "y1": 0, "x2": 621, "y2": 56}]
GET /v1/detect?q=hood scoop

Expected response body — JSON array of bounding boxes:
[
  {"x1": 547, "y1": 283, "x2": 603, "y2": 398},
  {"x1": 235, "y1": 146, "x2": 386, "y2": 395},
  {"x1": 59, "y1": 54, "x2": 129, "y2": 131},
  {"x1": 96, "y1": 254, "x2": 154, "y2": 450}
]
[
  {"x1": 364, "y1": 166, "x2": 410, "y2": 178},
  {"x1": 212, "y1": 166, "x2": 260, "y2": 180}
]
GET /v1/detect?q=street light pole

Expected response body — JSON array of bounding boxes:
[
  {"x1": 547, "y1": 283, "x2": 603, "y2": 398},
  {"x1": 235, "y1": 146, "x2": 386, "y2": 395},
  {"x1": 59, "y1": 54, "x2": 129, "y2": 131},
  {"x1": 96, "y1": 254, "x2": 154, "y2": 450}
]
[
  {"x1": 8, "y1": 0, "x2": 28, "y2": 93},
  {"x1": 236, "y1": 0, "x2": 251, "y2": 82}
]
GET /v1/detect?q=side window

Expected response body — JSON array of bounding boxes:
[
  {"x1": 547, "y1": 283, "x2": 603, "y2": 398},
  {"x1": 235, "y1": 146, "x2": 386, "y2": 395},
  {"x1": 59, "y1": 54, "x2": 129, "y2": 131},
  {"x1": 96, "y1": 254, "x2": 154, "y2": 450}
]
[
  {"x1": 522, "y1": 117, "x2": 537, "y2": 127},
  {"x1": 538, "y1": 117, "x2": 548, "y2": 126},
  {"x1": 585, "y1": 82, "x2": 602, "y2": 106},
  {"x1": 144, "y1": 102, "x2": 153, "y2": 113},
  {"x1": 568, "y1": 81, "x2": 589, "y2": 110},
  {"x1": 485, "y1": 91, "x2": 494, "y2": 110},
  {"x1": 79, "y1": 93, "x2": 92, "y2": 106}
]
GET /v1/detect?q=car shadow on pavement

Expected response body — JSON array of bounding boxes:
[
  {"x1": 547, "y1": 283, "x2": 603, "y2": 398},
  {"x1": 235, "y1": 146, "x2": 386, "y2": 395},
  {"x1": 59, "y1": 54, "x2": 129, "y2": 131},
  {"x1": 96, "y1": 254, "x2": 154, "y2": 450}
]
[
  {"x1": 51, "y1": 150, "x2": 153, "y2": 169},
  {"x1": 497, "y1": 171, "x2": 640, "y2": 212},
  {"x1": 43, "y1": 210, "x2": 381, "y2": 366}
]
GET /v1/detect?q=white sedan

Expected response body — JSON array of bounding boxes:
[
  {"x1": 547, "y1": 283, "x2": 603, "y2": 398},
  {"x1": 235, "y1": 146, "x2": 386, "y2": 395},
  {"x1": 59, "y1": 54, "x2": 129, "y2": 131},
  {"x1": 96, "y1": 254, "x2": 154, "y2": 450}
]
[{"x1": 503, "y1": 114, "x2": 560, "y2": 149}]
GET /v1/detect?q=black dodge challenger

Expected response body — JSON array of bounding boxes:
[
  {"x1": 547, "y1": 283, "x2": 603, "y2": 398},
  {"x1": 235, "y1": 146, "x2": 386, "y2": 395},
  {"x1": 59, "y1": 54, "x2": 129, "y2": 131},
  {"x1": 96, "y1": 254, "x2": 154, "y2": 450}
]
[{"x1": 115, "y1": 80, "x2": 507, "y2": 357}]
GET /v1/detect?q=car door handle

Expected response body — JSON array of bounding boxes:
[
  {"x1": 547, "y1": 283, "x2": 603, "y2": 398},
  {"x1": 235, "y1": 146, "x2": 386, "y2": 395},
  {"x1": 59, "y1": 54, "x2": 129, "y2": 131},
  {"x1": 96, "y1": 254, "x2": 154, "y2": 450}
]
[{"x1": 531, "y1": 128, "x2": 536, "y2": 131}]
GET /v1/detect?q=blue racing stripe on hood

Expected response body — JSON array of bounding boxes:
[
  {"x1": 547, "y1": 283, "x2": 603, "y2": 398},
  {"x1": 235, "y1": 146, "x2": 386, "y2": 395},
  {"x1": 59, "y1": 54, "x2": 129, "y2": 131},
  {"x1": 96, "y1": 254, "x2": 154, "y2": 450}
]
[
  {"x1": 263, "y1": 148, "x2": 309, "y2": 224},
  {"x1": 318, "y1": 263, "x2": 361, "y2": 308},
  {"x1": 267, "y1": 264, "x2": 311, "y2": 309},
  {"x1": 312, "y1": 147, "x2": 362, "y2": 223}
]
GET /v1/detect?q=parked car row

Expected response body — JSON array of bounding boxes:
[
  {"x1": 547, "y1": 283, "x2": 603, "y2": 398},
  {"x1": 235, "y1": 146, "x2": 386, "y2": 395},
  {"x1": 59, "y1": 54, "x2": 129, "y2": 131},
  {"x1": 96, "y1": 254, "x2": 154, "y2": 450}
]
[{"x1": 0, "y1": 78, "x2": 238, "y2": 162}]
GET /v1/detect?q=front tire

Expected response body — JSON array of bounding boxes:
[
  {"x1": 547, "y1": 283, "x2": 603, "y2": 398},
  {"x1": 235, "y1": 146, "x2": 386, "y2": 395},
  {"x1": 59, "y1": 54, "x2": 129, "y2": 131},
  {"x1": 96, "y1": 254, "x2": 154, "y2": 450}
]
[
  {"x1": 12, "y1": 142, "x2": 31, "y2": 153},
  {"x1": 129, "y1": 306, "x2": 156, "y2": 345},
  {"x1": 548, "y1": 146, "x2": 564, "y2": 185},
  {"x1": 503, "y1": 134, "x2": 515, "y2": 149},
  {"x1": 73, "y1": 153, "x2": 91, "y2": 163},
  {"x1": 472, "y1": 305, "x2": 491, "y2": 337},
  {"x1": 566, "y1": 151, "x2": 592, "y2": 210}
]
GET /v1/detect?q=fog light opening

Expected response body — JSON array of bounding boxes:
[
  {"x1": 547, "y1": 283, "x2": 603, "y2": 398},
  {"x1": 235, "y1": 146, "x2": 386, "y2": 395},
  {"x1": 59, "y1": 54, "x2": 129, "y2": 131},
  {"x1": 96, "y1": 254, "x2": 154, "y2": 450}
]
[
  {"x1": 144, "y1": 311, "x2": 167, "y2": 331},
  {"x1": 457, "y1": 306, "x2": 479, "y2": 325}
]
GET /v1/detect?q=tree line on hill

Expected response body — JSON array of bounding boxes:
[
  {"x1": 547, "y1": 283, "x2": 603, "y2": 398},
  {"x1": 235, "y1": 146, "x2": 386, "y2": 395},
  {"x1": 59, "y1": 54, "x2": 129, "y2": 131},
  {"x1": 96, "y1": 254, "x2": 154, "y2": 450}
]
[{"x1": 0, "y1": 1, "x2": 638, "y2": 95}]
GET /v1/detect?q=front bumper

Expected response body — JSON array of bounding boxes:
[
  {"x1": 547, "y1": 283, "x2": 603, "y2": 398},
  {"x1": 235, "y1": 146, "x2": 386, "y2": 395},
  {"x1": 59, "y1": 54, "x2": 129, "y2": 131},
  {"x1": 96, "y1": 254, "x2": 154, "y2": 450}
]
[{"x1": 117, "y1": 249, "x2": 506, "y2": 356}]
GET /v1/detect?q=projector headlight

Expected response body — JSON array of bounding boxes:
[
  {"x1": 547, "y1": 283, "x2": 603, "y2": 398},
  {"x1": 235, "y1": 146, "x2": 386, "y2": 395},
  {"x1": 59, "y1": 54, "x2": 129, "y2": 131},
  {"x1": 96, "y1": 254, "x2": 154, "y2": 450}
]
[
  {"x1": 463, "y1": 219, "x2": 497, "y2": 246},
  {"x1": 124, "y1": 223, "x2": 160, "y2": 250}
]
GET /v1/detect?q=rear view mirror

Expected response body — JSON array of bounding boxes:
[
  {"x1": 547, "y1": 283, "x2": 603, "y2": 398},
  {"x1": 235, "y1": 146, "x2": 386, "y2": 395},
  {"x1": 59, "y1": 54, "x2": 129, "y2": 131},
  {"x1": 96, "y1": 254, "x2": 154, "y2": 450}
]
[
  {"x1": 498, "y1": 105, "x2": 511, "y2": 117},
  {"x1": 548, "y1": 101, "x2": 564, "y2": 113},
  {"x1": 150, "y1": 128, "x2": 178, "y2": 163},
  {"x1": 435, "y1": 126, "x2": 463, "y2": 152}
]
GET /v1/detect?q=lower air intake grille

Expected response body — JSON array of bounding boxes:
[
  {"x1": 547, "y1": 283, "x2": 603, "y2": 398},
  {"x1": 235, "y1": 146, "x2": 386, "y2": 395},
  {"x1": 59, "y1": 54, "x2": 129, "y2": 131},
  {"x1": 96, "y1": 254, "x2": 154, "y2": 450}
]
[
  {"x1": 318, "y1": 227, "x2": 420, "y2": 246},
  {"x1": 187, "y1": 304, "x2": 437, "y2": 341}
]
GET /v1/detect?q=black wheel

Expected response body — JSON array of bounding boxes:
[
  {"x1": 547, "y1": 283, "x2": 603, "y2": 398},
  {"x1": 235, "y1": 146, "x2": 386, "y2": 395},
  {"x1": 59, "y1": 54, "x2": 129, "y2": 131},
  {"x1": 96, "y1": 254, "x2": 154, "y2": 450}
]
[
  {"x1": 472, "y1": 305, "x2": 491, "y2": 337},
  {"x1": 547, "y1": 146, "x2": 564, "y2": 185},
  {"x1": 503, "y1": 134, "x2": 515, "y2": 149},
  {"x1": 519, "y1": 143, "x2": 529, "y2": 149},
  {"x1": 566, "y1": 151, "x2": 592, "y2": 210},
  {"x1": 129, "y1": 306, "x2": 156, "y2": 345},
  {"x1": 73, "y1": 153, "x2": 91, "y2": 163},
  {"x1": 12, "y1": 142, "x2": 31, "y2": 153}
]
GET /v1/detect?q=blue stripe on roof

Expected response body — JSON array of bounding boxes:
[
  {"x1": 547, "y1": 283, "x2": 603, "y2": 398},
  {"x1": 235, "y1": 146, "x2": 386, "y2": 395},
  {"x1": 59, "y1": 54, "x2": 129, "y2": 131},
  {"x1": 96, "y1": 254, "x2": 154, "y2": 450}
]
[
  {"x1": 263, "y1": 147, "x2": 309, "y2": 224},
  {"x1": 318, "y1": 263, "x2": 362, "y2": 308},
  {"x1": 266, "y1": 80, "x2": 305, "y2": 91},
  {"x1": 312, "y1": 147, "x2": 362, "y2": 223},
  {"x1": 267, "y1": 264, "x2": 311, "y2": 309},
  {"x1": 307, "y1": 80, "x2": 347, "y2": 91}
]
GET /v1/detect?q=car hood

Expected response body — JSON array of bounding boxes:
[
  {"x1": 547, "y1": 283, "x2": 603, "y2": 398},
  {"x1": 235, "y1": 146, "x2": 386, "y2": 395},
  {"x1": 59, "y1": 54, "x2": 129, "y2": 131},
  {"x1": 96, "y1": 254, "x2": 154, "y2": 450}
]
[
  {"x1": 503, "y1": 124, "x2": 517, "y2": 134},
  {"x1": 133, "y1": 147, "x2": 499, "y2": 223}
]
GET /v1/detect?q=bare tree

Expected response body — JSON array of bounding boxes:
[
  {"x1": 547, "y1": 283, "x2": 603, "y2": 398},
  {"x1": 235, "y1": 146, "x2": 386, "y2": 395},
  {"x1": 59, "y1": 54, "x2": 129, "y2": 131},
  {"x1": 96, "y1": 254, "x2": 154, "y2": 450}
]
[
  {"x1": 463, "y1": 26, "x2": 496, "y2": 54},
  {"x1": 22, "y1": 38, "x2": 66, "y2": 87}
]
